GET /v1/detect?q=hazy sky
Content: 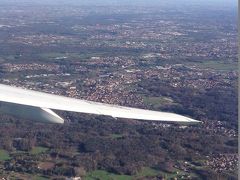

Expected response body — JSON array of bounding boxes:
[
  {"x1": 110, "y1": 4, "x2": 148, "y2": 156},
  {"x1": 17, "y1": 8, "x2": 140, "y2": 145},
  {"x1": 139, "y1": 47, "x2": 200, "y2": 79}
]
[{"x1": 0, "y1": 0, "x2": 237, "y2": 7}]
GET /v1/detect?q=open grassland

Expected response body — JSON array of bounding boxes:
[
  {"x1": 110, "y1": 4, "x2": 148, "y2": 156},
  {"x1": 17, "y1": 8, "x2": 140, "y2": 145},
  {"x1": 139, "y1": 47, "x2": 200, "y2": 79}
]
[
  {"x1": 190, "y1": 60, "x2": 237, "y2": 72},
  {"x1": 83, "y1": 166, "x2": 197, "y2": 180},
  {"x1": 0, "y1": 149, "x2": 11, "y2": 161},
  {"x1": 30, "y1": 146, "x2": 49, "y2": 155},
  {"x1": 84, "y1": 170, "x2": 132, "y2": 180},
  {"x1": 143, "y1": 96, "x2": 175, "y2": 109}
]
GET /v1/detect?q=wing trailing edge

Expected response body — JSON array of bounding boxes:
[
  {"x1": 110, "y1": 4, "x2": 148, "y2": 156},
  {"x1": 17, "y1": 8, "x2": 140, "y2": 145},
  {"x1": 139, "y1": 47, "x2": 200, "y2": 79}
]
[{"x1": 0, "y1": 84, "x2": 200, "y2": 124}]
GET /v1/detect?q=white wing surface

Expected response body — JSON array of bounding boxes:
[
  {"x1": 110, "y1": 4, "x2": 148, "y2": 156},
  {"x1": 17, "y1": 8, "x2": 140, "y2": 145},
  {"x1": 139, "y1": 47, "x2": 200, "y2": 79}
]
[{"x1": 0, "y1": 84, "x2": 200, "y2": 124}]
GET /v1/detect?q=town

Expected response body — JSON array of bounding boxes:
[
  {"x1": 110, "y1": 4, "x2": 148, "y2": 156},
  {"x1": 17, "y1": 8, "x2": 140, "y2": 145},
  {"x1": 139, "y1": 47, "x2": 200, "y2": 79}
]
[{"x1": 0, "y1": 1, "x2": 237, "y2": 179}]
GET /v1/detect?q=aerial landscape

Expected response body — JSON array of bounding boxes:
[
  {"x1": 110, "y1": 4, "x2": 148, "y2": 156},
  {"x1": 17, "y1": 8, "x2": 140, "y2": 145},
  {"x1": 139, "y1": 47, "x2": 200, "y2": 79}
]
[{"x1": 0, "y1": 0, "x2": 238, "y2": 179}]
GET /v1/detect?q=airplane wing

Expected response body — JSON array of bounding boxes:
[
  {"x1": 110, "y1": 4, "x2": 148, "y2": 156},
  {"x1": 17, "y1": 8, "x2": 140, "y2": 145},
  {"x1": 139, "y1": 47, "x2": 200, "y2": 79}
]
[{"x1": 0, "y1": 83, "x2": 200, "y2": 124}]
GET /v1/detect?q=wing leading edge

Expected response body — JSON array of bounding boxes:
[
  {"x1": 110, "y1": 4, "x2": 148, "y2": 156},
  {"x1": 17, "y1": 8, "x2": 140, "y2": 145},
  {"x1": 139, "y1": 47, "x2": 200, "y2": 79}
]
[{"x1": 0, "y1": 84, "x2": 200, "y2": 124}]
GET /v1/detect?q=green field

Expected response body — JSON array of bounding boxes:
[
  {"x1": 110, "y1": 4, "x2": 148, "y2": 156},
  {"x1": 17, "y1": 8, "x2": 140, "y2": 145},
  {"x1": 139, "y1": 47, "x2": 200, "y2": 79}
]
[
  {"x1": 32, "y1": 176, "x2": 49, "y2": 180},
  {"x1": 190, "y1": 60, "x2": 237, "y2": 72},
  {"x1": 84, "y1": 170, "x2": 132, "y2": 180},
  {"x1": 84, "y1": 166, "x2": 194, "y2": 180},
  {"x1": 136, "y1": 167, "x2": 160, "y2": 177},
  {"x1": 110, "y1": 134, "x2": 124, "y2": 139},
  {"x1": 0, "y1": 149, "x2": 11, "y2": 161},
  {"x1": 136, "y1": 167, "x2": 194, "y2": 179},
  {"x1": 143, "y1": 96, "x2": 175, "y2": 109},
  {"x1": 30, "y1": 147, "x2": 48, "y2": 155}
]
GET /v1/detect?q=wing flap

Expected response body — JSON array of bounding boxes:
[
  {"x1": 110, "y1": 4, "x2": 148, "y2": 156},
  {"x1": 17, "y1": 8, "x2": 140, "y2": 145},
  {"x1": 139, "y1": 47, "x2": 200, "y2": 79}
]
[{"x1": 0, "y1": 101, "x2": 64, "y2": 123}]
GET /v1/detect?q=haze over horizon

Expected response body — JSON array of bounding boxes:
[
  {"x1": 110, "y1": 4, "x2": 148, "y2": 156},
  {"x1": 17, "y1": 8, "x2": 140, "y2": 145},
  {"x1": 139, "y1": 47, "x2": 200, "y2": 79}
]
[{"x1": 0, "y1": 0, "x2": 237, "y2": 8}]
